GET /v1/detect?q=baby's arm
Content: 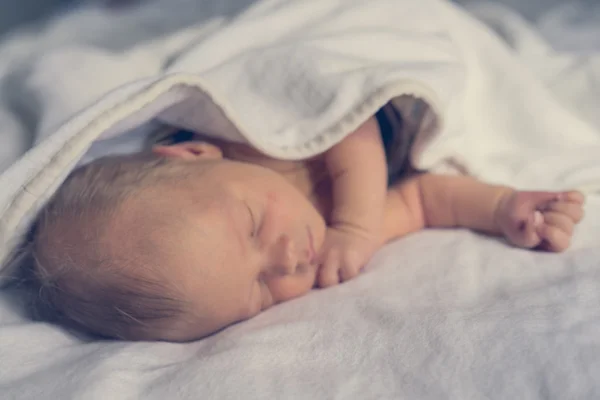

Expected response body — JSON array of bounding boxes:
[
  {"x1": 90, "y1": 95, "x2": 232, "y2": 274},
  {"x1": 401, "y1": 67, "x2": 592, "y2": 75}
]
[
  {"x1": 318, "y1": 117, "x2": 388, "y2": 287},
  {"x1": 382, "y1": 173, "x2": 584, "y2": 251}
]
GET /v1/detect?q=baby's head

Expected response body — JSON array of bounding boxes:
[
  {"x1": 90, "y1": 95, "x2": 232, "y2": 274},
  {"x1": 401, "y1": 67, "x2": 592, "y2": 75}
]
[{"x1": 30, "y1": 142, "x2": 326, "y2": 341}]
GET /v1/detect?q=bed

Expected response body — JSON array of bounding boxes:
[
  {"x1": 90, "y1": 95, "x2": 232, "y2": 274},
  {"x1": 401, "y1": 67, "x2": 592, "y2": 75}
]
[{"x1": 1, "y1": 1, "x2": 600, "y2": 399}]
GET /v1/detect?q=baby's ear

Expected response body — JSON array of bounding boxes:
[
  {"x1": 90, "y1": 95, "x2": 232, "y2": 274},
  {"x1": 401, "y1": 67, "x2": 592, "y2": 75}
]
[{"x1": 152, "y1": 142, "x2": 223, "y2": 160}]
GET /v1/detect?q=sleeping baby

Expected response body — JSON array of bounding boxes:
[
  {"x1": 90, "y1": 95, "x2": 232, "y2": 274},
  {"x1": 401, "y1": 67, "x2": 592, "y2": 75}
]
[{"x1": 29, "y1": 104, "x2": 584, "y2": 342}]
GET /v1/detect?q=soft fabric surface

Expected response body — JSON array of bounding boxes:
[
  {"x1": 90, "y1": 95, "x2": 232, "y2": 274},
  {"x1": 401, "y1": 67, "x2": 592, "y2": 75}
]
[{"x1": 1, "y1": 0, "x2": 600, "y2": 399}]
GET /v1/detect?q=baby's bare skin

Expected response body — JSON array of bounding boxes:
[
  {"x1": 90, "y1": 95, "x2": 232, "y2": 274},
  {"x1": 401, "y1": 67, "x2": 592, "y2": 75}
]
[
  {"x1": 317, "y1": 169, "x2": 584, "y2": 287},
  {"x1": 277, "y1": 117, "x2": 583, "y2": 287},
  {"x1": 316, "y1": 117, "x2": 387, "y2": 287},
  {"x1": 495, "y1": 190, "x2": 584, "y2": 251},
  {"x1": 157, "y1": 117, "x2": 585, "y2": 290},
  {"x1": 382, "y1": 174, "x2": 584, "y2": 253}
]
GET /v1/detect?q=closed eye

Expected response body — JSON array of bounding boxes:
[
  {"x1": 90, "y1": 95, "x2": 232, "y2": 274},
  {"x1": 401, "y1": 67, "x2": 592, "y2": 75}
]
[{"x1": 245, "y1": 203, "x2": 257, "y2": 237}]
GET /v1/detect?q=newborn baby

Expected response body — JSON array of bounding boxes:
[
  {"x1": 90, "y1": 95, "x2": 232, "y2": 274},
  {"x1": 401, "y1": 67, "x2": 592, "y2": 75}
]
[{"x1": 30, "y1": 105, "x2": 584, "y2": 342}]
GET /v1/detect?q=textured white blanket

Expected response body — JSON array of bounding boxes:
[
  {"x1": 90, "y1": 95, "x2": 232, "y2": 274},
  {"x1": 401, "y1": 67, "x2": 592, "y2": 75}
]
[{"x1": 1, "y1": 0, "x2": 600, "y2": 399}]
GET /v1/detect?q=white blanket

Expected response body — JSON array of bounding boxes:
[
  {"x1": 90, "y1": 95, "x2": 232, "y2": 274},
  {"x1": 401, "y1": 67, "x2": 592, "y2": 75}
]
[{"x1": 1, "y1": 0, "x2": 600, "y2": 399}]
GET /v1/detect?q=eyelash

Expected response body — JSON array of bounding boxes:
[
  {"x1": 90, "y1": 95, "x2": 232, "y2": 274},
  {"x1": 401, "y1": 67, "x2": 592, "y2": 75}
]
[{"x1": 246, "y1": 204, "x2": 258, "y2": 237}]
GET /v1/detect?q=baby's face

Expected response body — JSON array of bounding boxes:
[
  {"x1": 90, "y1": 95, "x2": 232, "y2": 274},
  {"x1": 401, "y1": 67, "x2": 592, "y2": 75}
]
[{"x1": 145, "y1": 150, "x2": 327, "y2": 340}]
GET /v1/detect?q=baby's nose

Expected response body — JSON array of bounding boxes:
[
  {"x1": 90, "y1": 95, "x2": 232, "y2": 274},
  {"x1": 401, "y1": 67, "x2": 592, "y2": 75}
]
[{"x1": 268, "y1": 235, "x2": 298, "y2": 276}]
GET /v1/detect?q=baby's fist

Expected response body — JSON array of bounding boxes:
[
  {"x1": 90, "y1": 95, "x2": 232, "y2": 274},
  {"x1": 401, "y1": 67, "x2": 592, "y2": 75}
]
[
  {"x1": 317, "y1": 227, "x2": 377, "y2": 288},
  {"x1": 496, "y1": 190, "x2": 585, "y2": 252}
]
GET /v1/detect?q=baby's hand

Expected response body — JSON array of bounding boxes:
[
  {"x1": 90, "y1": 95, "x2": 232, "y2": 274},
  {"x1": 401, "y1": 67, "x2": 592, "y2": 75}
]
[
  {"x1": 317, "y1": 227, "x2": 378, "y2": 288},
  {"x1": 495, "y1": 190, "x2": 585, "y2": 252}
]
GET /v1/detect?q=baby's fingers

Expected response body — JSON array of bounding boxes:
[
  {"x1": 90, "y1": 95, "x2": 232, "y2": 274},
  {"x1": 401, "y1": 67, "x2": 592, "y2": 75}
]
[
  {"x1": 560, "y1": 191, "x2": 585, "y2": 205},
  {"x1": 317, "y1": 248, "x2": 365, "y2": 288},
  {"x1": 338, "y1": 250, "x2": 364, "y2": 282},
  {"x1": 508, "y1": 211, "x2": 543, "y2": 249},
  {"x1": 317, "y1": 251, "x2": 341, "y2": 288},
  {"x1": 542, "y1": 201, "x2": 585, "y2": 223},
  {"x1": 537, "y1": 224, "x2": 571, "y2": 252},
  {"x1": 542, "y1": 211, "x2": 575, "y2": 236}
]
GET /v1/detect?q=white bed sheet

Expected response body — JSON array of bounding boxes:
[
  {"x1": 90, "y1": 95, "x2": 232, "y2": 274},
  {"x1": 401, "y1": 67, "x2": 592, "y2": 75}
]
[{"x1": 1, "y1": 1, "x2": 600, "y2": 399}]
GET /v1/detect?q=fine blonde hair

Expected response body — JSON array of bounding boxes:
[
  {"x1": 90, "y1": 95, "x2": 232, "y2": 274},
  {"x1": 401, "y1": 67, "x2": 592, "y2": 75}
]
[{"x1": 30, "y1": 152, "x2": 189, "y2": 341}]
